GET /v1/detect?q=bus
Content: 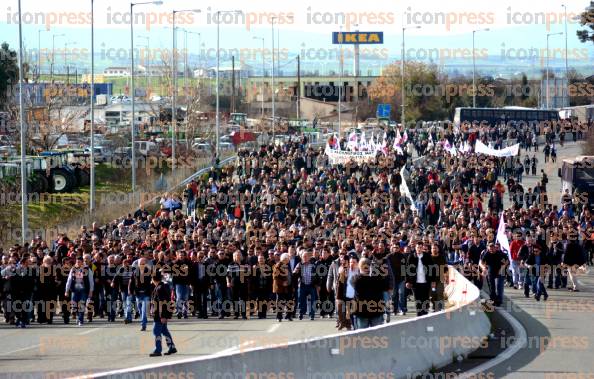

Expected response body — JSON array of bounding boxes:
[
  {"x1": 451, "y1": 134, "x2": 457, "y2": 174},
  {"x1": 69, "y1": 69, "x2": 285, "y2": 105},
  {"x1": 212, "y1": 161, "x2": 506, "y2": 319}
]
[{"x1": 453, "y1": 107, "x2": 559, "y2": 129}]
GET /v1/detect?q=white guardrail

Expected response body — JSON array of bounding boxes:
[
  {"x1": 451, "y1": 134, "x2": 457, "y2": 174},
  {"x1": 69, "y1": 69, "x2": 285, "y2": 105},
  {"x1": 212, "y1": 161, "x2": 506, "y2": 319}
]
[{"x1": 81, "y1": 267, "x2": 491, "y2": 379}]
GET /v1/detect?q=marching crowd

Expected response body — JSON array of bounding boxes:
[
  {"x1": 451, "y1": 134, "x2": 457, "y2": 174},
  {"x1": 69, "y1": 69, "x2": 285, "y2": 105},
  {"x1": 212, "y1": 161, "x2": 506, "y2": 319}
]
[{"x1": 0, "y1": 120, "x2": 592, "y2": 356}]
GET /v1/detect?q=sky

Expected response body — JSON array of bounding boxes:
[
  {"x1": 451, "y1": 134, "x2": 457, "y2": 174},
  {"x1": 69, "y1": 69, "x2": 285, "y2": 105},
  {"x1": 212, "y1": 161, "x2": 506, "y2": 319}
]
[{"x1": 1, "y1": 0, "x2": 593, "y2": 76}]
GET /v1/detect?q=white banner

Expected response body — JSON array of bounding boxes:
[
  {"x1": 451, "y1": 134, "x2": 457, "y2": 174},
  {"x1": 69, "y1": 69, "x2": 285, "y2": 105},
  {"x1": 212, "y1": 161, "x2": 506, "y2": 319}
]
[
  {"x1": 325, "y1": 145, "x2": 377, "y2": 165},
  {"x1": 475, "y1": 140, "x2": 519, "y2": 157}
]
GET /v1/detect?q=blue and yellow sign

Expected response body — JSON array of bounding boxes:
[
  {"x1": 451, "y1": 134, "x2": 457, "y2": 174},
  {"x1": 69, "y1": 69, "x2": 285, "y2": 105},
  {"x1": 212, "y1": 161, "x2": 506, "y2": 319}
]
[{"x1": 332, "y1": 32, "x2": 384, "y2": 44}]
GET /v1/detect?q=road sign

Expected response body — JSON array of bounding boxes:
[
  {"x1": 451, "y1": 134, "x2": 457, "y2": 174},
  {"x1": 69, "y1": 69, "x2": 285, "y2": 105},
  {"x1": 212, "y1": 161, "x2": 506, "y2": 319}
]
[
  {"x1": 377, "y1": 104, "x2": 391, "y2": 118},
  {"x1": 332, "y1": 32, "x2": 384, "y2": 44}
]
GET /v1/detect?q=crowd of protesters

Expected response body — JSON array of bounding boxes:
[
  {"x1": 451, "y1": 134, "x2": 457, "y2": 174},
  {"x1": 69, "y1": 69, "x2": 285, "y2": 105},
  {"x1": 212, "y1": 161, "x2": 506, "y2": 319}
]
[{"x1": 0, "y1": 119, "x2": 592, "y2": 342}]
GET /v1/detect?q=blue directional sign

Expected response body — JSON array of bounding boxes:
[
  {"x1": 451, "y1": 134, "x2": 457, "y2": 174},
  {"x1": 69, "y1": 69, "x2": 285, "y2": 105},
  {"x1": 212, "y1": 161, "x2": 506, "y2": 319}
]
[
  {"x1": 376, "y1": 103, "x2": 391, "y2": 118},
  {"x1": 332, "y1": 32, "x2": 384, "y2": 44}
]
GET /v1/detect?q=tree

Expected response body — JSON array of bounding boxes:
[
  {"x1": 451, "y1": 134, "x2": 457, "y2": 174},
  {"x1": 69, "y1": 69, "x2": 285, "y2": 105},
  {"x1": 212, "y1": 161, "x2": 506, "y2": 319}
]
[
  {"x1": 367, "y1": 61, "x2": 448, "y2": 123},
  {"x1": 0, "y1": 43, "x2": 19, "y2": 110},
  {"x1": 577, "y1": 3, "x2": 594, "y2": 44}
]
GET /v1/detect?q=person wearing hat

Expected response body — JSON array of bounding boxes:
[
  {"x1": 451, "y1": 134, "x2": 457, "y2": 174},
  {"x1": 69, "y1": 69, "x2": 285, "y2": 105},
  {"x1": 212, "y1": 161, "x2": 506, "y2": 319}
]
[{"x1": 149, "y1": 270, "x2": 177, "y2": 357}]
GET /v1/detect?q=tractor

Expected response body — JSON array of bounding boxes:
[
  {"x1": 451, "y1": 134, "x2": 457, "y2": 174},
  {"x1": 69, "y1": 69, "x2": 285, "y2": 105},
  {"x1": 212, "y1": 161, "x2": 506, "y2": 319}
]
[{"x1": 37, "y1": 151, "x2": 79, "y2": 193}]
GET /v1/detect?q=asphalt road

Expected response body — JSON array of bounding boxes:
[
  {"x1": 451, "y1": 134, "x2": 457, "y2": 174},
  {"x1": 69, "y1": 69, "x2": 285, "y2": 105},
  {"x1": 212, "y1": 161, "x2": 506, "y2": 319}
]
[{"x1": 0, "y1": 303, "x2": 419, "y2": 378}]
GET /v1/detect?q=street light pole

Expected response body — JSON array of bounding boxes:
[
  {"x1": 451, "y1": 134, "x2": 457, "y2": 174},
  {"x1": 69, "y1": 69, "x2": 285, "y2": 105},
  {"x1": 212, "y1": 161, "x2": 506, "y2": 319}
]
[
  {"x1": 37, "y1": 29, "x2": 44, "y2": 82},
  {"x1": 472, "y1": 28, "x2": 490, "y2": 108},
  {"x1": 90, "y1": 0, "x2": 95, "y2": 212},
  {"x1": 562, "y1": 4, "x2": 569, "y2": 107},
  {"x1": 172, "y1": 9, "x2": 200, "y2": 172},
  {"x1": 131, "y1": 1, "x2": 162, "y2": 198},
  {"x1": 64, "y1": 41, "x2": 76, "y2": 85},
  {"x1": 402, "y1": 26, "x2": 420, "y2": 129},
  {"x1": 253, "y1": 36, "x2": 265, "y2": 119},
  {"x1": 271, "y1": 16, "x2": 276, "y2": 140},
  {"x1": 17, "y1": 0, "x2": 27, "y2": 244},
  {"x1": 51, "y1": 33, "x2": 64, "y2": 83},
  {"x1": 338, "y1": 25, "x2": 343, "y2": 136},
  {"x1": 215, "y1": 10, "x2": 242, "y2": 160},
  {"x1": 546, "y1": 32, "x2": 563, "y2": 108}
]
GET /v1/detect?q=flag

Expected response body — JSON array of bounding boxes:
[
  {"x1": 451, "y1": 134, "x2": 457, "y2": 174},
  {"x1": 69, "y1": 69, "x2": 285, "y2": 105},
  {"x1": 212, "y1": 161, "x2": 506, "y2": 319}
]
[
  {"x1": 496, "y1": 212, "x2": 511, "y2": 261},
  {"x1": 403, "y1": 130, "x2": 408, "y2": 143},
  {"x1": 360, "y1": 132, "x2": 367, "y2": 151},
  {"x1": 394, "y1": 129, "x2": 402, "y2": 149},
  {"x1": 347, "y1": 131, "x2": 358, "y2": 151}
]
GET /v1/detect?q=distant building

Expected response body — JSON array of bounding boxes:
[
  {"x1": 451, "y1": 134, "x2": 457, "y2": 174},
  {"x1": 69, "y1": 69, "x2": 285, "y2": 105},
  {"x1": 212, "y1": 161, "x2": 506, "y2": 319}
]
[{"x1": 104, "y1": 67, "x2": 130, "y2": 77}]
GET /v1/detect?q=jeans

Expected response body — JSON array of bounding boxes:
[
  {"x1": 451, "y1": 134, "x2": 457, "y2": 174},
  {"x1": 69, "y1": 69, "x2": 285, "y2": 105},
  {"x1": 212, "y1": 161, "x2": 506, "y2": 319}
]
[
  {"x1": 175, "y1": 284, "x2": 190, "y2": 317},
  {"x1": 215, "y1": 282, "x2": 229, "y2": 317},
  {"x1": 106, "y1": 287, "x2": 118, "y2": 321},
  {"x1": 486, "y1": 274, "x2": 505, "y2": 306},
  {"x1": 392, "y1": 280, "x2": 408, "y2": 314},
  {"x1": 382, "y1": 291, "x2": 391, "y2": 317},
  {"x1": 355, "y1": 315, "x2": 384, "y2": 329},
  {"x1": 524, "y1": 269, "x2": 547, "y2": 298},
  {"x1": 547, "y1": 265, "x2": 566, "y2": 288},
  {"x1": 152, "y1": 320, "x2": 175, "y2": 354},
  {"x1": 121, "y1": 291, "x2": 134, "y2": 321},
  {"x1": 136, "y1": 295, "x2": 150, "y2": 328},
  {"x1": 72, "y1": 289, "x2": 88, "y2": 324},
  {"x1": 298, "y1": 284, "x2": 317, "y2": 318},
  {"x1": 510, "y1": 260, "x2": 521, "y2": 286}
]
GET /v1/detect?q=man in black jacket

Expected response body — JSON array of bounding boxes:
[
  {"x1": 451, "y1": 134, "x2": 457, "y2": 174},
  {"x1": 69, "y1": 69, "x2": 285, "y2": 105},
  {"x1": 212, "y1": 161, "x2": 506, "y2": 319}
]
[
  {"x1": 129, "y1": 258, "x2": 153, "y2": 331},
  {"x1": 190, "y1": 251, "x2": 209, "y2": 319},
  {"x1": 150, "y1": 270, "x2": 177, "y2": 357},
  {"x1": 405, "y1": 241, "x2": 436, "y2": 316},
  {"x1": 521, "y1": 244, "x2": 549, "y2": 301},
  {"x1": 480, "y1": 243, "x2": 509, "y2": 307}
]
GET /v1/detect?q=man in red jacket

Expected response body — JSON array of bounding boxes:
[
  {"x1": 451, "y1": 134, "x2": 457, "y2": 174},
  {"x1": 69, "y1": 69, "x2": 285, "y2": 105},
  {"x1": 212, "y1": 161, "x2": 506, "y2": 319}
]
[{"x1": 509, "y1": 233, "x2": 525, "y2": 289}]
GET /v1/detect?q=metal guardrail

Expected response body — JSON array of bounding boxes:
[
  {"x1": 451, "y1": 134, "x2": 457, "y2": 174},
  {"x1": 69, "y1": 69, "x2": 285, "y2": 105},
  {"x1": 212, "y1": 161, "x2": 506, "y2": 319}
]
[{"x1": 142, "y1": 155, "x2": 238, "y2": 208}]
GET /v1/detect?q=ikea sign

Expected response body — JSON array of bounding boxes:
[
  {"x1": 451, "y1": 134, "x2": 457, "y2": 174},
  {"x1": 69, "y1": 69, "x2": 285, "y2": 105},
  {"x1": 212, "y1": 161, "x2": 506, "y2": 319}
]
[{"x1": 332, "y1": 32, "x2": 384, "y2": 44}]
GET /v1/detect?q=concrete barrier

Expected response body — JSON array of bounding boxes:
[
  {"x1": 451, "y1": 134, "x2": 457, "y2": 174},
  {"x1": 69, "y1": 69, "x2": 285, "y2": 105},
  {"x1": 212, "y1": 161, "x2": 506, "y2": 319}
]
[{"x1": 83, "y1": 267, "x2": 491, "y2": 379}]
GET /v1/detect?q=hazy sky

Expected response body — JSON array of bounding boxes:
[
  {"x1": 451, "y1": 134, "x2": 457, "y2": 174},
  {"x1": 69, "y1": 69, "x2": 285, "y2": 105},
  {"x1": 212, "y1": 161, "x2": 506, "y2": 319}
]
[{"x1": 1, "y1": 0, "x2": 593, "y2": 72}]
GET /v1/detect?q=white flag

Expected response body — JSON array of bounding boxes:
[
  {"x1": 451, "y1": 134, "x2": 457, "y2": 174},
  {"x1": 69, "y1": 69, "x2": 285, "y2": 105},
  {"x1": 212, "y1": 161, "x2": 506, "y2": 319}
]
[{"x1": 496, "y1": 212, "x2": 511, "y2": 261}]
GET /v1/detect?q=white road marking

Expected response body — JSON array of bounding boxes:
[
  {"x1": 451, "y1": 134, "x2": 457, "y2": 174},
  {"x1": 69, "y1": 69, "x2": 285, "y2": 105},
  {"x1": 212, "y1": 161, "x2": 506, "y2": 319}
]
[
  {"x1": 457, "y1": 306, "x2": 528, "y2": 379},
  {"x1": 0, "y1": 344, "x2": 41, "y2": 356},
  {"x1": 78, "y1": 327, "x2": 103, "y2": 335}
]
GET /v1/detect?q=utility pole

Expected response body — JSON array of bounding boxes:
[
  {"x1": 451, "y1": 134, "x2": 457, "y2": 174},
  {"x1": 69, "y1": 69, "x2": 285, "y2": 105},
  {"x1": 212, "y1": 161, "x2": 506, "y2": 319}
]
[
  {"x1": 231, "y1": 55, "x2": 236, "y2": 113},
  {"x1": 297, "y1": 54, "x2": 301, "y2": 120},
  {"x1": 271, "y1": 17, "x2": 276, "y2": 140}
]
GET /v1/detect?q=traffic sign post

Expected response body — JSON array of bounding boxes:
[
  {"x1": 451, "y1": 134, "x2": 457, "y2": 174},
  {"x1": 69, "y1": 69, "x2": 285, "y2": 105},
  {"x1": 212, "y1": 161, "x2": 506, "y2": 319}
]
[{"x1": 377, "y1": 103, "x2": 391, "y2": 118}]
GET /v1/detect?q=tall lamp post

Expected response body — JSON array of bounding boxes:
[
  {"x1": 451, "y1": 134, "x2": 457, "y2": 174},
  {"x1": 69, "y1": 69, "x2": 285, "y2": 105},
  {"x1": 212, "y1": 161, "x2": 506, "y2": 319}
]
[
  {"x1": 130, "y1": 1, "x2": 162, "y2": 198},
  {"x1": 37, "y1": 29, "x2": 45, "y2": 82},
  {"x1": 253, "y1": 36, "x2": 265, "y2": 119},
  {"x1": 172, "y1": 9, "x2": 200, "y2": 172},
  {"x1": 50, "y1": 33, "x2": 65, "y2": 82},
  {"x1": 64, "y1": 41, "x2": 77, "y2": 84},
  {"x1": 271, "y1": 16, "x2": 276, "y2": 140},
  {"x1": 546, "y1": 32, "x2": 563, "y2": 109},
  {"x1": 338, "y1": 25, "x2": 343, "y2": 136},
  {"x1": 90, "y1": 0, "x2": 95, "y2": 212},
  {"x1": 562, "y1": 4, "x2": 569, "y2": 107},
  {"x1": 17, "y1": 0, "x2": 27, "y2": 244},
  {"x1": 215, "y1": 10, "x2": 242, "y2": 160},
  {"x1": 472, "y1": 28, "x2": 490, "y2": 108},
  {"x1": 401, "y1": 25, "x2": 420, "y2": 129}
]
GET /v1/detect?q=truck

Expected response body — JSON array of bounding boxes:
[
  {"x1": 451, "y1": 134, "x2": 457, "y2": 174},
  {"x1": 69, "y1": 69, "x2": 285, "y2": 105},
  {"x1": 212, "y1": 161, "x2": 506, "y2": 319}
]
[{"x1": 559, "y1": 156, "x2": 594, "y2": 208}]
